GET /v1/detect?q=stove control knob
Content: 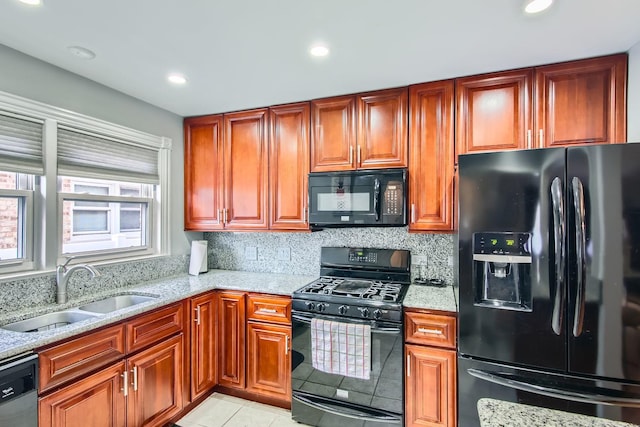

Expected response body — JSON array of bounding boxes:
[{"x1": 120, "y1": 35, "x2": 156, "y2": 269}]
[
  {"x1": 373, "y1": 309, "x2": 382, "y2": 319},
  {"x1": 338, "y1": 305, "x2": 348, "y2": 315},
  {"x1": 305, "y1": 302, "x2": 316, "y2": 311},
  {"x1": 360, "y1": 308, "x2": 370, "y2": 318},
  {"x1": 317, "y1": 303, "x2": 326, "y2": 312}
]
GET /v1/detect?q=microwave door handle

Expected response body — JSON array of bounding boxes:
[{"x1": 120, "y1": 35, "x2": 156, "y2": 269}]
[{"x1": 374, "y1": 178, "x2": 381, "y2": 221}]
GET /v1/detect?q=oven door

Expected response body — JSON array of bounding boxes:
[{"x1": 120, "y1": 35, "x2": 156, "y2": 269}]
[{"x1": 291, "y1": 311, "x2": 403, "y2": 426}]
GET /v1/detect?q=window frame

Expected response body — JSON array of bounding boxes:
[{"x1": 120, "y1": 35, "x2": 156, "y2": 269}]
[{"x1": 0, "y1": 187, "x2": 34, "y2": 273}]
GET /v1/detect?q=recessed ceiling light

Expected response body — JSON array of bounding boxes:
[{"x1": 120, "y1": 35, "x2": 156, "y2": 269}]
[
  {"x1": 310, "y1": 44, "x2": 330, "y2": 57},
  {"x1": 167, "y1": 73, "x2": 187, "y2": 85},
  {"x1": 524, "y1": 0, "x2": 553, "y2": 14},
  {"x1": 18, "y1": 0, "x2": 42, "y2": 5},
  {"x1": 67, "y1": 46, "x2": 96, "y2": 60}
]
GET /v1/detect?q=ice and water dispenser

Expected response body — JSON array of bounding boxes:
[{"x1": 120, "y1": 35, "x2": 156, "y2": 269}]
[{"x1": 473, "y1": 232, "x2": 533, "y2": 311}]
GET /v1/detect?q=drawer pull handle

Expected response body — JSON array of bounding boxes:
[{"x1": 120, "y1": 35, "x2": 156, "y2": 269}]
[
  {"x1": 418, "y1": 327, "x2": 443, "y2": 335},
  {"x1": 259, "y1": 308, "x2": 278, "y2": 313}
]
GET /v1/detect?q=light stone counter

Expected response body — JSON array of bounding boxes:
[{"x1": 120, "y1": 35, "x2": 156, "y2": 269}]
[
  {"x1": 0, "y1": 269, "x2": 315, "y2": 360},
  {"x1": 402, "y1": 284, "x2": 457, "y2": 312},
  {"x1": 478, "y1": 399, "x2": 637, "y2": 427}
]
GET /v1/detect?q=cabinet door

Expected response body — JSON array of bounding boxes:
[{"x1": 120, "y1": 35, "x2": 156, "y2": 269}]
[
  {"x1": 269, "y1": 102, "x2": 310, "y2": 230},
  {"x1": 190, "y1": 292, "x2": 217, "y2": 401},
  {"x1": 408, "y1": 81, "x2": 455, "y2": 232},
  {"x1": 357, "y1": 88, "x2": 408, "y2": 169},
  {"x1": 405, "y1": 345, "x2": 456, "y2": 427},
  {"x1": 456, "y1": 69, "x2": 533, "y2": 156},
  {"x1": 310, "y1": 95, "x2": 356, "y2": 172},
  {"x1": 39, "y1": 361, "x2": 126, "y2": 427},
  {"x1": 184, "y1": 115, "x2": 225, "y2": 230},
  {"x1": 127, "y1": 334, "x2": 184, "y2": 427},
  {"x1": 246, "y1": 322, "x2": 291, "y2": 402},
  {"x1": 535, "y1": 53, "x2": 627, "y2": 148},
  {"x1": 223, "y1": 109, "x2": 269, "y2": 230},
  {"x1": 218, "y1": 291, "x2": 246, "y2": 389}
]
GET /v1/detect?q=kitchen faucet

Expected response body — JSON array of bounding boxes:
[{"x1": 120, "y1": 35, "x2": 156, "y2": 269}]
[{"x1": 55, "y1": 257, "x2": 101, "y2": 304}]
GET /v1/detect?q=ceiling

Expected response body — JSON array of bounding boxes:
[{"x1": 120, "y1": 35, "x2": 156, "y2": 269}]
[{"x1": 0, "y1": 0, "x2": 639, "y2": 117}]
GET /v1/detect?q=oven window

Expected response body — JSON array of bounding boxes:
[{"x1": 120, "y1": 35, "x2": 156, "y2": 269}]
[{"x1": 317, "y1": 192, "x2": 370, "y2": 211}]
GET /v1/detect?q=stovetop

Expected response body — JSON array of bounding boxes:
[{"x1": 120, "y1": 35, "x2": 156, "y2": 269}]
[{"x1": 297, "y1": 276, "x2": 406, "y2": 302}]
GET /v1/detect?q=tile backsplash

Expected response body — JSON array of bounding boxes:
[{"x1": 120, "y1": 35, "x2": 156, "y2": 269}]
[{"x1": 205, "y1": 227, "x2": 455, "y2": 285}]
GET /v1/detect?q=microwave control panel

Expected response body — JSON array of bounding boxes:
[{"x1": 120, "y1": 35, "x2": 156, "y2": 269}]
[{"x1": 384, "y1": 181, "x2": 403, "y2": 215}]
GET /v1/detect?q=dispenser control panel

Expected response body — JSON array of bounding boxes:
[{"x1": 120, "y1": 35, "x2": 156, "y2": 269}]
[{"x1": 473, "y1": 232, "x2": 531, "y2": 256}]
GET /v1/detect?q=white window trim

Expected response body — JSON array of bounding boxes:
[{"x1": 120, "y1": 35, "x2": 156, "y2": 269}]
[
  {"x1": 0, "y1": 188, "x2": 34, "y2": 273},
  {"x1": 0, "y1": 89, "x2": 171, "y2": 278}
]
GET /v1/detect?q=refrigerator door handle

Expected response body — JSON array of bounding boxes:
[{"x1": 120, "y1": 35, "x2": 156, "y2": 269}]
[
  {"x1": 468, "y1": 368, "x2": 640, "y2": 407},
  {"x1": 550, "y1": 177, "x2": 565, "y2": 335},
  {"x1": 572, "y1": 177, "x2": 587, "y2": 337}
]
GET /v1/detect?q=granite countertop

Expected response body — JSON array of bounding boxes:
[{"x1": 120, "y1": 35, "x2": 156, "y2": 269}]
[
  {"x1": 0, "y1": 269, "x2": 315, "y2": 360},
  {"x1": 0, "y1": 270, "x2": 458, "y2": 360},
  {"x1": 403, "y1": 284, "x2": 458, "y2": 312}
]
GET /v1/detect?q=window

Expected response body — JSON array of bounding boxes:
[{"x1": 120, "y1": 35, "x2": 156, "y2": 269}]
[
  {"x1": 60, "y1": 177, "x2": 153, "y2": 255},
  {"x1": 57, "y1": 126, "x2": 161, "y2": 260},
  {"x1": 0, "y1": 172, "x2": 33, "y2": 264}
]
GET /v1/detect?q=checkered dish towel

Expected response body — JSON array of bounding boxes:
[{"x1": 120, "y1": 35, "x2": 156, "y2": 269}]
[{"x1": 310, "y1": 318, "x2": 371, "y2": 380}]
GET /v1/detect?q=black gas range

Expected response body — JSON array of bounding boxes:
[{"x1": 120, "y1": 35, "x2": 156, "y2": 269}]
[{"x1": 292, "y1": 247, "x2": 410, "y2": 322}]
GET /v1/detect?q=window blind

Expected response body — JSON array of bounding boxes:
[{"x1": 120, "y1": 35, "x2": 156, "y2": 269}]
[
  {"x1": 0, "y1": 111, "x2": 44, "y2": 175},
  {"x1": 57, "y1": 126, "x2": 159, "y2": 184}
]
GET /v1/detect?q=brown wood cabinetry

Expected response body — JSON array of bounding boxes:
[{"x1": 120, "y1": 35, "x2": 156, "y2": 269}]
[
  {"x1": 184, "y1": 115, "x2": 224, "y2": 231},
  {"x1": 217, "y1": 291, "x2": 246, "y2": 389},
  {"x1": 408, "y1": 81, "x2": 455, "y2": 232},
  {"x1": 310, "y1": 89, "x2": 408, "y2": 172},
  {"x1": 404, "y1": 310, "x2": 457, "y2": 427},
  {"x1": 246, "y1": 321, "x2": 291, "y2": 401},
  {"x1": 535, "y1": 54, "x2": 627, "y2": 147},
  {"x1": 223, "y1": 109, "x2": 269, "y2": 230},
  {"x1": 190, "y1": 292, "x2": 217, "y2": 401},
  {"x1": 269, "y1": 102, "x2": 310, "y2": 230},
  {"x1": 39, "y1": 303, "x2": 185, "y2": 427},
  {"x1": 456, "y1": 53, "x2": 627, "y2": 158}
]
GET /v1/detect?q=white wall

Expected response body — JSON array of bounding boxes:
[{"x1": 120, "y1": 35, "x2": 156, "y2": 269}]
[
  {"x1": 628, "y1": 40, "x2": 640, "y2": 142},
  {"x1": 0, "y1": 43, "x2": 198, "y2": 255}
]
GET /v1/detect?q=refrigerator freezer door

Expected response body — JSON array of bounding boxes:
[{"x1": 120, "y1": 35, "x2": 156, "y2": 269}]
[
  {"x1": 458, "y1": 148, "x2": 567, "y2": 370},
  {"x1": 567, "y1": 144, "x2": 640, "y2": 383}
]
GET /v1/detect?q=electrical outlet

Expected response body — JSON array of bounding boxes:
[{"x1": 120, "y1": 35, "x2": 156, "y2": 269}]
[
  {"x1": 412, "y1": 255, "x2": 428, "y2": 266},
  {"x1": 277, "y1": 247, "x2": 290, "y2": 261},
  {"x1": 244, "y1": 246, "x2": 258, "y2": 261},
  {"x1": 448, "y1": 255, "x2": 454, "y2": 267}
]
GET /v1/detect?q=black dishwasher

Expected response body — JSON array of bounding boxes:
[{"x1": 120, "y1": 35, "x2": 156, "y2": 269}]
[{"x1": 0, "y1": 353, "x2": 37, "y2": 427}]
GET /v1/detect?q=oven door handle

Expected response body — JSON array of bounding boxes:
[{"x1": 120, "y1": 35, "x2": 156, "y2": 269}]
[
  {"x1": 291, "y1": 313, "x2": 402, "y2": 334},
  {"x1": 292, "y1": 391, "x2": 402, "y2": 424}
]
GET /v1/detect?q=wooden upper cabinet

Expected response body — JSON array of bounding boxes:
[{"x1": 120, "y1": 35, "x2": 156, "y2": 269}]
[
  {"x1": 409, "y1": 81, "x2": 455, "y2": 232},
  {"x1": 269, "y1": 102, "x2": 310, "y2": 230},
  {"x1": 184, "y1": 115, "x2": 224, "y2": 231},
  {"x1": 224, "y1": 109, "x2": 269, "y2": 230},
  {"x1": 535, "y1": 53, "x2": 627, "y2": 147},
  {"x1": 357, "y1": 88, "x2": 408, "y2": 169},
  {"x1": 456, "y1": 69, "x2": 533, "y2": 157},
  {"x1": 310, "y1": 95, "x2": 356, "y2": 172}
]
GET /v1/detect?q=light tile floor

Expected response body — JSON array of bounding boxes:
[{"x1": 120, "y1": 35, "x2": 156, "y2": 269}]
[{"x1": 175, "y1": 393, "x2": 310, "y2": 427}]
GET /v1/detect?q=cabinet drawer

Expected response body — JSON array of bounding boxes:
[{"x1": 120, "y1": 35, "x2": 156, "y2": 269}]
[
  {"x1": 405, "y1": 311, "x2": 456, "y2": 349},
  {"x1": 247, "y1": 294, "x2": 291, "y2": 324},
  {"x1": 39, "y1": 323, "x2": 126, "y2": 393},
  {"x1": 126, "y1": 302, "x2": 184, "y2": 353}
]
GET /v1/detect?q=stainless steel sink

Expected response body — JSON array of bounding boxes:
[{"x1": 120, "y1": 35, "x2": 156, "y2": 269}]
[
  {"x1": 1, "y1": 310, "x2": 101, "y2": 333},
  {"x1": 77, "y1": 294, "x2": 158, "y2": 314}
]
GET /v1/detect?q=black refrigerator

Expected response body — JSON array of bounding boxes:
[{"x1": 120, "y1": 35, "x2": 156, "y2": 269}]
[{"x1": 458, "y1": 144, "x2": 640, "y2": 425}]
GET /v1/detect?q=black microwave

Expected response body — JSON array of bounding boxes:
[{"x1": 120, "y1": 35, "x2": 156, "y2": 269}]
[{"x1": 308, "y1": 168, "x2": 407, "y2": 229}]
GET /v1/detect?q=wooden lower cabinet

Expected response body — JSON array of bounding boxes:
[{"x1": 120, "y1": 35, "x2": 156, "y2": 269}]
[
  {"x1": 218, "y1": 291, "x2": 246, "y2": 389},
  {"x1": 405, "y1": 344, "x2": 456, "y2": 427},
  {"x1": 127, "y1": 334, "x2": 184, "y2": 427},
  {"x1": 190, "y1": 292, "x2": 217, "y2": 401},
  {"x1": 246, "y1": 321, "x2": 291, "y2": 401},
  {"x1": 39, "y1": 361, "x2": 127, "y2": 427}
]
